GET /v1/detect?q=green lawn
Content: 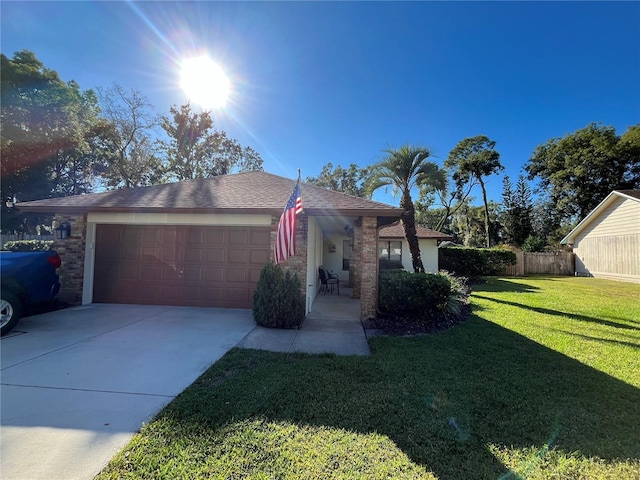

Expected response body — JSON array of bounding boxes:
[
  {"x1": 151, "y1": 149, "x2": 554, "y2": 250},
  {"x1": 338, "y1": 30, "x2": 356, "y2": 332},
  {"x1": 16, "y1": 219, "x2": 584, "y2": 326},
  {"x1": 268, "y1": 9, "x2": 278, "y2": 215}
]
[{"x1": 97, "y1": 276, "x2": 640, "y2": 479}]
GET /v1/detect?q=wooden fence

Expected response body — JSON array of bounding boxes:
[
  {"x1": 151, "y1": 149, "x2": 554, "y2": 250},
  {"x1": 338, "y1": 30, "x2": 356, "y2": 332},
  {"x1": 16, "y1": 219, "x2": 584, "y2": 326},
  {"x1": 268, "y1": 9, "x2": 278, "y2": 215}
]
[{"x1": 504, "y1": 251, "x2": 575, "y2": 276}]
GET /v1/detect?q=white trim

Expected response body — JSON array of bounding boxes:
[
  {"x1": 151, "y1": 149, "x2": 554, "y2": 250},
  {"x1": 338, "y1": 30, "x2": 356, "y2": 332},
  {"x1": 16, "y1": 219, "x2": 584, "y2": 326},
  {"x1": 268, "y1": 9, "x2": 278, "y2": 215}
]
[
  {"x1": 82, "y1": 222, "x2": 96, "y2": 304},
  {"x1": 87, "y1": 212, "x2": 272, "y2": 225}
]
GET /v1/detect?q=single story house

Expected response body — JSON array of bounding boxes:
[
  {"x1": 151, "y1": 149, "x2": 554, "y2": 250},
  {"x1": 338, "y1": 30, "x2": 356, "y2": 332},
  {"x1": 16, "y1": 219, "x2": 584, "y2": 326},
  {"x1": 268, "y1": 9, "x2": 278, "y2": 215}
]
[
  {"x1": 16, "y1": 171, "x2": 409, "y2": 319},
  {"x1": 561, "y1": 189, "x2": 640, "y2": 283},
  {"x1": 378, "y1": 222, "x2": 453, "y2": 272}
]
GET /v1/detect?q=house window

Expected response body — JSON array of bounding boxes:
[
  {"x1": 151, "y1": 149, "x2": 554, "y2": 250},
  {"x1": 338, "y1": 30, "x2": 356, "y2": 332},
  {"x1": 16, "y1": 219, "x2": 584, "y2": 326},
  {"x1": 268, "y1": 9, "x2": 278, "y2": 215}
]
[
  {"x1": 378, "y1": 241, "x2": 402, "y2": 262},
  {"x1": 342, "y1": 239, "x2": 351, "y2": 270}
]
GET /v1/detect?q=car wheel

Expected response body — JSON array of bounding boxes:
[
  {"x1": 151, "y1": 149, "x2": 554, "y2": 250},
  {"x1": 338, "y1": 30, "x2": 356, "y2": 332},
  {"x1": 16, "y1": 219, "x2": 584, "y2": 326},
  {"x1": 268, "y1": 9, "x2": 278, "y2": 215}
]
[{"x1": 0, "y1": 291, "x2": 22, "y2": 336}]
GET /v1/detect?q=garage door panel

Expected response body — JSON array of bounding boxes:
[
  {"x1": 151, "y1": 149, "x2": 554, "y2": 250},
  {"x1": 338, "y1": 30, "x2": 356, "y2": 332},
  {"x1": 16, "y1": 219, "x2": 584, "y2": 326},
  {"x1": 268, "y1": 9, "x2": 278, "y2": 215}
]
[
  {"x1": 249, "y1": 268, "x2": 263, "y2": 283},
  {"x1": 250, "y1": 249, "x2": 270, "y2": 264},
  {"x1": 225, "y1": 287, "x2": 249, "y2": 303},
  {"x1": 140, "y1": 264, "x2": 162, "y2": 280},
  {"x1": 205, "y1": 249, "x2": 225, "y2": 263},
  {"x1": 121, "y1": 245, "x2": 140, "y2": 261},
  {"x1": 142, "y1": 227, "x2": 160, "y2": 244},
  {"x1": 119, "y1": 265, "x2": 139, "y2": 280},
  {"x1": 251, "y1": 229, "x2": 271, "y2": 245},
  {"x1": 160, "y1": 227, "x2": 181, "y2": 244},
  {"x1": 94, "y1": 225, "x2": 271, "y2": 309},
  {"x1": 204, "y1": 267, "x2": 225, "y2": 282},
  {"x1": 184, "y1": 248, "x2": 204, "y2": 263},
  {"x1": 182, "y1": 267, "x2": 202, "y2": 282},
  {"x1": 229, "y1": 230, "x2": 248, "y2": 245},
  {"x1": 228, "y1": 249, "x2": 248, "y2": 264},
  {"x1": 122, "y1": 228, "x2": 140, "y2": 245},
  {"x1": 227, "y1": 268, "x2": 247, "y2": 283},
  {"x1": 160, "y1": 246, "x2": 184, "y2": 264},
  {"x1": 204, "y1": 229, "x2": 226, "y2": 244}
]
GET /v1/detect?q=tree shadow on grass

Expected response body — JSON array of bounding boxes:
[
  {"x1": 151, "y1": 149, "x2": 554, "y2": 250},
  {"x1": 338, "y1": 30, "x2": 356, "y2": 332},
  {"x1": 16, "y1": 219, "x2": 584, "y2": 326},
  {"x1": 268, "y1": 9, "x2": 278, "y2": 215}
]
[
  {"x1": 470, "y1": 278, "x2": 540, "y2": 294},
  {"x1": 474, "y1": 294, "x2": 640, "y2": 332},
  {"x1": 152, "y1": 317, "x2": 640, "y2": 480},
  {"x1": 547, "y1": 328, "x2": 640, "y2": 350}
]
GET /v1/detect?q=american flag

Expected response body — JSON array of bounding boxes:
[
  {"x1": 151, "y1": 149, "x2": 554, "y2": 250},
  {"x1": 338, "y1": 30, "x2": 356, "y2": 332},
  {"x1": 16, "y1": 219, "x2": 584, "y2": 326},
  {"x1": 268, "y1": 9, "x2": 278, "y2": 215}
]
[{"x1": 275, "y1": 178, "x2": 303, "y2": 263}]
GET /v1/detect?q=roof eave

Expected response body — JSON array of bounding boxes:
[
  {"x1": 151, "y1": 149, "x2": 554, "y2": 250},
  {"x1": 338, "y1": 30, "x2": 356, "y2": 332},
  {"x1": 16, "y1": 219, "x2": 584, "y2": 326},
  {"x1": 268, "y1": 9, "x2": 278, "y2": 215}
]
[
  {"x1": 15, "y1": 205, "x2": 404, "y2": 218},
  {"x1": 560, "y1": 190, "x2": 636, "y2": 245}
]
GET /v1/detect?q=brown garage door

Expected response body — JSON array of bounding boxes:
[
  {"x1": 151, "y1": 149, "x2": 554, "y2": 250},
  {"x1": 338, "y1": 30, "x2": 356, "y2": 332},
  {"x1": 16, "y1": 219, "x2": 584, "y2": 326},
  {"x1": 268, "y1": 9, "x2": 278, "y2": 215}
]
[{"x1": 93, "y1": 225, "x2": 271, "y2": 308}]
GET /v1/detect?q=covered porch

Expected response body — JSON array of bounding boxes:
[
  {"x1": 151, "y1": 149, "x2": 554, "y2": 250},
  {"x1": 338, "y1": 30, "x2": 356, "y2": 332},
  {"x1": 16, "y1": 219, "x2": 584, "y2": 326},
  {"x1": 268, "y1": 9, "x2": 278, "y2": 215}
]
[{"x1": 238, "y1": 286, "x2": 369, "y2": 356}]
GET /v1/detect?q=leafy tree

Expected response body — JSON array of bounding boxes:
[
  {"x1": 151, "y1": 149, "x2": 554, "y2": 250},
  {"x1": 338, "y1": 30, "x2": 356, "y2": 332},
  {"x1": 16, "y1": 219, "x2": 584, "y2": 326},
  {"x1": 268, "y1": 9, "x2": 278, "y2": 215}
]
[
  {"x1": 445, "y1": 135, "x2": 504, "y2": 247},
  {"x1": 306, "y1": 163, "x2": 371, "y2": 197},
  {"x1": 159, "y1": 103, "x2": 263, "y2": 180},
  {"x1": 366, "y1": 145, "x2": 444, "y2": 273},
  {"x1": 529, "y1": 195, "x2": 574, "y2": 248},
  {"x1": 450, "y1": 200, "x2": 502, "y2": 248},
  {"x1": 415, "y1": 172, "x2": 476, "y2": 233},
  {"x1": 526, "y1": 122, "x2": 640, "y2": 221},
  {"x1": 501, "y1": 174, "x2": 533, "y2": 247},
  {"x1": 1, "y1": 50, "x2": 102, "y2": 233},
  {"x1": 94, "y1": 84, "x2": 165, "y2": 189}
]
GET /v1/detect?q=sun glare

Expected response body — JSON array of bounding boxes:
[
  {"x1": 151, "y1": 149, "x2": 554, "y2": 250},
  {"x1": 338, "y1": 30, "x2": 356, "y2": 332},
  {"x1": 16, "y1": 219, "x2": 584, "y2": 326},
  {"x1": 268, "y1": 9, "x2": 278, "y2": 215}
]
[{"x1": 180, "y1": 56, "x2": 230, "y2": 109}]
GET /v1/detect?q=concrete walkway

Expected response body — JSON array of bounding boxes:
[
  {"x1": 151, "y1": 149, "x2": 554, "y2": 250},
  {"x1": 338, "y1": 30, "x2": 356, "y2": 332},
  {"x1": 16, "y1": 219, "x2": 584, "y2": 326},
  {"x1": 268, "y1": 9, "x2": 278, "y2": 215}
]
[{"x1": 238, "y1": 287, "x2": 370, "y2": 356}]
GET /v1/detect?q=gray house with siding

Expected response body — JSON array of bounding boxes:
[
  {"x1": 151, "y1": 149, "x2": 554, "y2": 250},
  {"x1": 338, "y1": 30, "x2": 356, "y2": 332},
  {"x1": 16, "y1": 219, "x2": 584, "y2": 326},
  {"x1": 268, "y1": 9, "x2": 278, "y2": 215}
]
[{"x1": 561, "y1": 189, "x2": 640, "y2": 283}]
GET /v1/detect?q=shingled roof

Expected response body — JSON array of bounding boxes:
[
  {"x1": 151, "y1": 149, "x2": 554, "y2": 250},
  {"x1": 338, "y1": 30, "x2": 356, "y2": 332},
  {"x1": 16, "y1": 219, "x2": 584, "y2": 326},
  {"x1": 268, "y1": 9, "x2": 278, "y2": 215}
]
[
  {"x1": 379, "y1": 221, "x2": 454, "y2": 240},
  {"x1": 16, "y1": 171, "x2": 404, "y2": 218}
]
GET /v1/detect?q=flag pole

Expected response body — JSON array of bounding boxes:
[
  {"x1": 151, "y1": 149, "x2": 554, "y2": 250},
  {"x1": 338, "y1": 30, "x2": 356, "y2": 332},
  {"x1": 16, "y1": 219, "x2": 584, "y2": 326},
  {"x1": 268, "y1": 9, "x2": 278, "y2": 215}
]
[{"x1": 297, "y1": 169, "x2": 302, "y2": 212}]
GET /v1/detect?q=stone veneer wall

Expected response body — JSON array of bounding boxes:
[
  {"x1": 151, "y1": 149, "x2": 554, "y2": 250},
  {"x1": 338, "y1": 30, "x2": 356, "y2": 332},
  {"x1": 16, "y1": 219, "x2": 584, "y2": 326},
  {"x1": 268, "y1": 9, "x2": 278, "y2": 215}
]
[
  {"x1": 51, "y1": 213, "x2": 87, "y2": 305},
  {"x1": 270, "y1": 214, "x2": 308, "y2": 297},
  {"x1": 358, "y1": 217, "x2": 379, "y2": 320}
]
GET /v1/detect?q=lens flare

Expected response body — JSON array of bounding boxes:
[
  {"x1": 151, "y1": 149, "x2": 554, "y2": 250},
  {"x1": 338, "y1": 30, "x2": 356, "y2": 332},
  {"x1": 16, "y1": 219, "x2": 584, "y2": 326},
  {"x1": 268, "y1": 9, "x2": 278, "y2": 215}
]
[{"x1": 180, "y1": 56, "x2": 230, "y2": 109}]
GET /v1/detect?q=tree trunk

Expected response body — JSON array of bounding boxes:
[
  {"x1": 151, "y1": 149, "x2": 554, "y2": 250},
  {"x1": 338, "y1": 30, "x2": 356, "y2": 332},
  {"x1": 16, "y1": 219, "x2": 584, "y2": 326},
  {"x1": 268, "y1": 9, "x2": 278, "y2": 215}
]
[
  {"x1": 401, "y1": 191, "x2": 425, "y2": 273},
  {"x1": 479, "y1": 178, "x2": 491, "y2": 247}
]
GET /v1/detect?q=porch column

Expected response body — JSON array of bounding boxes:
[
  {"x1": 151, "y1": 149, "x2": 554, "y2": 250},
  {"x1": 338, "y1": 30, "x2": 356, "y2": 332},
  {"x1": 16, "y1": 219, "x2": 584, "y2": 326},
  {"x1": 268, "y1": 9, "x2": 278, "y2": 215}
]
[
  {"x1": 359, "y1": 216, "x2": 379, "y2": 320},
  {"x1": 51, "y1": 213, "x2": 87, "y2": 305}
]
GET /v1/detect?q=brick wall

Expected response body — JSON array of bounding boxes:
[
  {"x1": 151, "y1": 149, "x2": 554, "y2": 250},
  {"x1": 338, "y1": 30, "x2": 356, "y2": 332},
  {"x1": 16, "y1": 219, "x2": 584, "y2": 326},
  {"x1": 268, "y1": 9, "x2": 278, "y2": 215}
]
[
  {"x1": 359, "y1": 217, "x2": 379, "y2": 319},
  {"x1": 270, "y1": 214, "x2": 308, "y2": 298},
  {"x1": 51, "y1": 214, "x2": 87, "y2": 305}
]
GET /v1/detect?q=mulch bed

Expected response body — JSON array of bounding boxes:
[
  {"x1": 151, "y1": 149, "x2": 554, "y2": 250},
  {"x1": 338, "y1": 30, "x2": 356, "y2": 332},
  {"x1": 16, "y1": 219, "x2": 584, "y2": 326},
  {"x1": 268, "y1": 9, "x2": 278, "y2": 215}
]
[{"x1": 362, "y1": 304, "x2": 472, "y2": 336}]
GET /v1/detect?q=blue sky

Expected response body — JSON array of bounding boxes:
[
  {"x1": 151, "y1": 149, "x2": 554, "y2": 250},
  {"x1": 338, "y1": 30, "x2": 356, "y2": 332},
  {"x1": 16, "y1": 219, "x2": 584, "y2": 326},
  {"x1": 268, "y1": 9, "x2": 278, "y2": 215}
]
[{"x1": 2, "y1": 1, "x2": 639, "y2": 206}]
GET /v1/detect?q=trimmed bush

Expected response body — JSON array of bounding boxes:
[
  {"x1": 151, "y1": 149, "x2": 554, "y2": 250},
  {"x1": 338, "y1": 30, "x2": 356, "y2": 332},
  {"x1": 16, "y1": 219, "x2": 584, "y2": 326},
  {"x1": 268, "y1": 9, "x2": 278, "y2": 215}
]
[
  {"x1": 253, "y1": 263, "x2": 305, "y2": 329},
  {"x1": 378, "y1": 270, "x2": 452, "y2": 321},
  {"x1": 438, "y1": 246, "x2": 516, "y2": 277},
  {"x1": 3, "y1": 240, "x2": 54, "y2": 251}
]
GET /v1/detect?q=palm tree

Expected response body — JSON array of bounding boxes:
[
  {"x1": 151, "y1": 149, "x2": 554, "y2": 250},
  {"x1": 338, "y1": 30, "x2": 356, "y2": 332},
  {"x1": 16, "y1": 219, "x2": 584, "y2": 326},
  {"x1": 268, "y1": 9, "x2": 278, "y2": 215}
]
[{"x1": 367, "y1": 145, "x2": 446, "y2": 273}]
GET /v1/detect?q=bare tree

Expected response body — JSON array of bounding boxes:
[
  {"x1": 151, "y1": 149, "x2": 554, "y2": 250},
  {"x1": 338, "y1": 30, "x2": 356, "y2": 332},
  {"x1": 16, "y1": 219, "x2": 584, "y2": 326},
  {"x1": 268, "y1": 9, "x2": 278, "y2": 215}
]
[{"x1": 95, "y1": 84, "x2": 164, "y2": 188}]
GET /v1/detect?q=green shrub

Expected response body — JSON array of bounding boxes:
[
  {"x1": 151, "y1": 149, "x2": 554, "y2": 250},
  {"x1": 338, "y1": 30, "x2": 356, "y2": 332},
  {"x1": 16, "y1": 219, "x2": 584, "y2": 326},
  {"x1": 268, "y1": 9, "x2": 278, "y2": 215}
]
[
  {"x1": 438, "y1": 246, "x2": 516, "y2": 277},
  {"x1": 2, "y1": 240, "x2": 54, "y2": 251},
  {"x1": 253, "y1": 263, "x2": 305, "y2": 329},
  {"x1": 378, "y1": 270, "x2": 453, "y2": 321},
  {"x1": 438, "y1": 270, "x2": 470, "y2": 317}
]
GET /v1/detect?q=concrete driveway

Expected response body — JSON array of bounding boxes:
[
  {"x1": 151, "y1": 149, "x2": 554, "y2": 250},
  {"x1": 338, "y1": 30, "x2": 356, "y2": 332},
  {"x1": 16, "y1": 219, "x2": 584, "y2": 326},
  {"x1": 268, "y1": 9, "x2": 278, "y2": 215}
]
[{"x1": 0, "y1": 304, "x2": 256, "y2": 480}]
